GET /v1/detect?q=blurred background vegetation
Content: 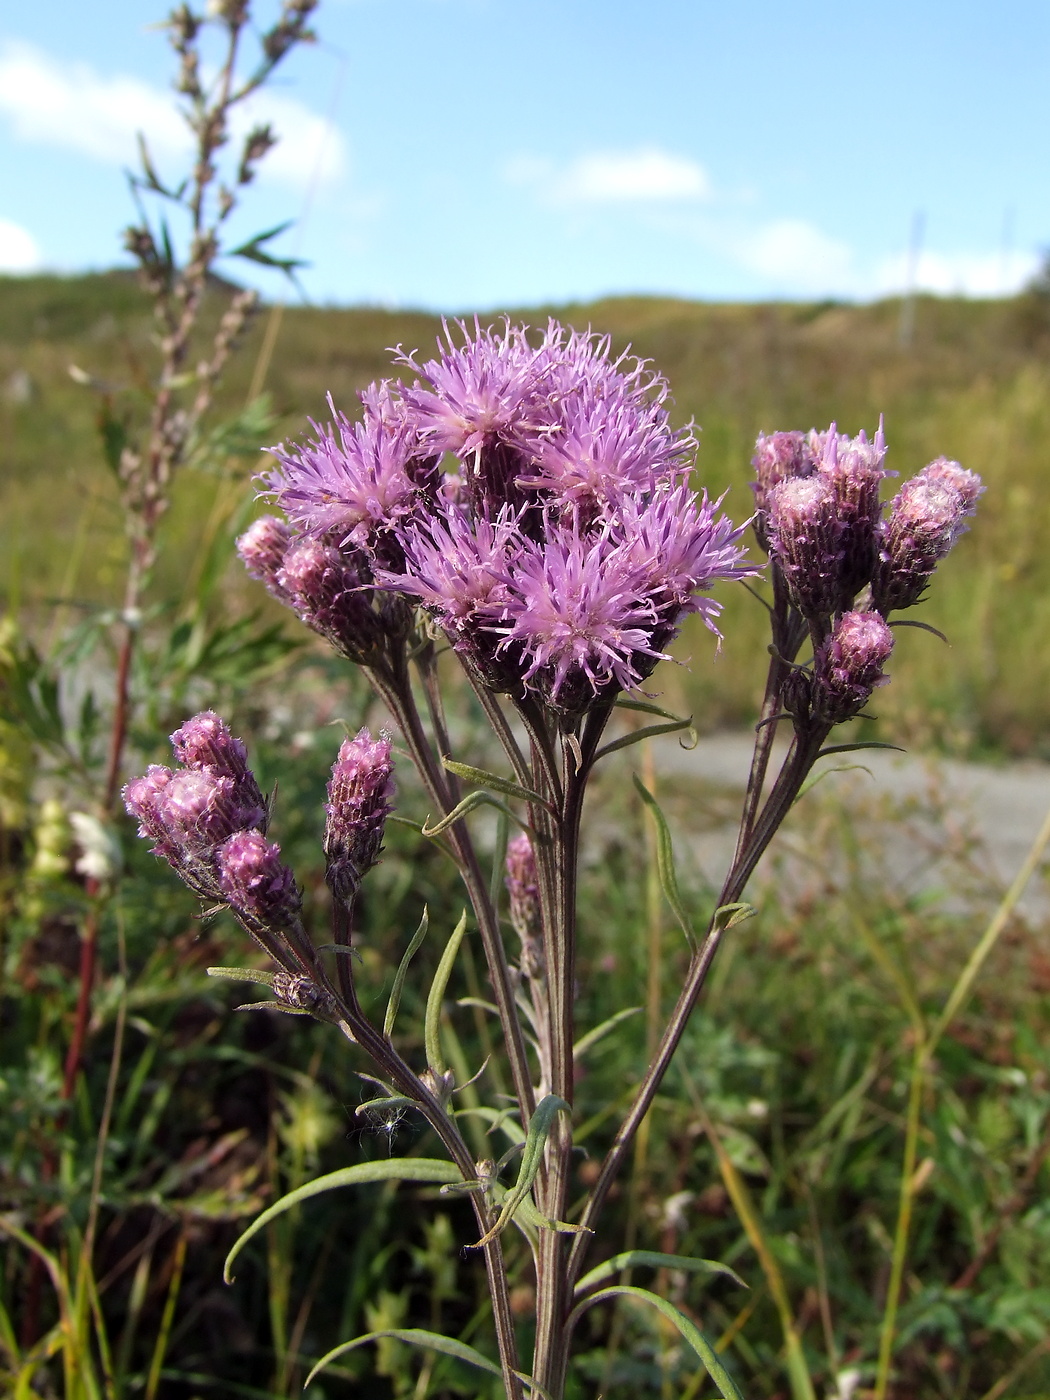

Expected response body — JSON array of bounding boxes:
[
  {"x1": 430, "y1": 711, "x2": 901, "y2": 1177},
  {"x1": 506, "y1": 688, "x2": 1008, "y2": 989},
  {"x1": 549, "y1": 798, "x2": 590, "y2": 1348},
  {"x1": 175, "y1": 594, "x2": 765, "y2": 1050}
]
[
  {"x1": 2, "y1": 269, "x2": 1050, "y2": 1399},
  {"x1": 5, "y1": 271, "x2": 1050, "y2": 756}
]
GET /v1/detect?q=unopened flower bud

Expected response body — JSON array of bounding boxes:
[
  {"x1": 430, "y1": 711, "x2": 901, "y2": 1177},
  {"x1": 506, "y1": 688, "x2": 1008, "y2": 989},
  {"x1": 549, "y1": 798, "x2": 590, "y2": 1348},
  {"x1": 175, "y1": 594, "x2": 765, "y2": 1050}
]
[
  {"x1": 171, "y1": 710, "x2": 249, "y2": 776},
  {"x1": 768, "y1": 476, "x2": 844, "y2": 620},
  {"x1": 751, "y1": 431, "x2": 818, "y2": 550},
  {"x1": 217, "y1": 829, "x2": 301, "y2": 929},
  {"x1": 123, "y1": 765, "x2": 176, "y2": 856},
  {"x1": 158, "y1": 768, "x2": 265, "y2": 852},
  {"x1": 237, "y1": 515, "x2": 294, "y2": 598},
  {"x1": 324, "y1": 728, "x2": 395, "y2": 906},
  {"x1": 813, "y1": 610, "x2": 894, "y2": 723},
  {"x1": 873, "y1": 459, "x2": 983, "y2": 613},
  {"x1": 278, "y1": 539, "x2": 385, "y2": 662},
  {"x1": 505, "y1": 831, "x2": 544, "y2": 979},
  {"x1": 816, "y1": 422, "x2": 889, "y2": 603}
]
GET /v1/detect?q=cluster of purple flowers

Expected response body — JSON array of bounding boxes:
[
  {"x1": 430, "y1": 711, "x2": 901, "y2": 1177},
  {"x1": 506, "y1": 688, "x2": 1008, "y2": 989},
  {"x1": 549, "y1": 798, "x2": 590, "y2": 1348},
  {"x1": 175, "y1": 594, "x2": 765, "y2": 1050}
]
[
  {"x1": 752, "y1": 426, "x2": 982, "y2": 724},
  {"x1": 122, "y1": 711, "x2": 301, "y2": 933},
  {"x1": 240, "y1": 319, "x2": 756, "y2": 715}
]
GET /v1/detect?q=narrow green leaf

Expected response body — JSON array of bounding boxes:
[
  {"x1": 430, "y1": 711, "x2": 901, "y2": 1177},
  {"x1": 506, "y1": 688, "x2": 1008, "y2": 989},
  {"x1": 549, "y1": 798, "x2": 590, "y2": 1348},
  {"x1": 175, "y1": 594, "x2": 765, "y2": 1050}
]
[
  {"x1": 441, "y1": 756, "x2": 553, "y2": 810},
  {"x1": 384, "y1": 907, "x2": 429, "y2": 1038},
  {"x1": 817, "y1": 741, "x2": 905, "y2": 758},
  {"x1": 595, "y1": 719, "x2": 696, "y2": 763},
  {"x1": 224, "y1": 1159, "x2": 461, "y2": 1282},
  {"x1": 424, "y1": 910, "x2": 468, "y2": 1076},
  {"x1": 233, "y1": 1000, "x2": 312, "y2": 1016},
  {"x1": 574, "y1": 1250, "x2": 747, "y2": 1298},
  {"x1": 304, "y1": 1327, "x2": 502, "y2": 1388},
  {"x1": 888, "y1": 618, "x2": 949, "y2": 643},
  {"x1": 614, "y1": 698, "x2": 689, "y2": 721},
  {"x1": 633, "y1": 776, "x2": 694, "y2": 945},
  {"x1": 475, "y1": 1094, "x2": 582, "y2": 1246},
  {"x1": 567, "y1": 1286, "x2": 745, "y2": 1400},
  {"x1": 572, "y1": 1007, "x2": 643, "y2": 1060},
  {"x1": 206, "y1": 967, "x2": 276, "y2": 988},
  {"x1": 422, "y1": 791, "x2": 529, "y2": 838}
]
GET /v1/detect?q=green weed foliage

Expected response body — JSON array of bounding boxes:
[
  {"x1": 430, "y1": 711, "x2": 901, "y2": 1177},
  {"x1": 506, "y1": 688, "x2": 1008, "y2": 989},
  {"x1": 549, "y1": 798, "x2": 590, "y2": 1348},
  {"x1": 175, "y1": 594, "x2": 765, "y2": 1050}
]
[{"x1": 2, "y1": 269, "x2": 1050, "y2": 1398}]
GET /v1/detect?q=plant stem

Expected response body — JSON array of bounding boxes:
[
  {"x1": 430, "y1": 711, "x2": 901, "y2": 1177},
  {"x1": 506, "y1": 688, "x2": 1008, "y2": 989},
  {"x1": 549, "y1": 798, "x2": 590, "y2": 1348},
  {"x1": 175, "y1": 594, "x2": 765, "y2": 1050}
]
[
  {"x1": 874, "y1": 1038, "x2": 926, "y2": 1400},
  {"x1": 567, "y1": 728, "x2": 826, "y2": 1292}
]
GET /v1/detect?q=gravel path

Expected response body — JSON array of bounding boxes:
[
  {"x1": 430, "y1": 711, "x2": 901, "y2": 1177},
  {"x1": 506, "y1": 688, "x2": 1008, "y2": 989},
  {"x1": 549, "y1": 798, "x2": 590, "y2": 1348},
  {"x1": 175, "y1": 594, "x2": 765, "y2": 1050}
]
[{"x1": 642, "y1": 732, "x2": 1050, "y2": 922}]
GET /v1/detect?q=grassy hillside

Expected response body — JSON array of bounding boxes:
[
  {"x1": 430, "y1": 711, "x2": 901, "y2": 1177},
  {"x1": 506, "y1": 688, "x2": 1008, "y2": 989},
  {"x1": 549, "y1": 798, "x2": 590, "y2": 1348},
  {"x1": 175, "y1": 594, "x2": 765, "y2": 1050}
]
[{"x1": 3, "y1": 271, "x2": 1050, "y2": 755}]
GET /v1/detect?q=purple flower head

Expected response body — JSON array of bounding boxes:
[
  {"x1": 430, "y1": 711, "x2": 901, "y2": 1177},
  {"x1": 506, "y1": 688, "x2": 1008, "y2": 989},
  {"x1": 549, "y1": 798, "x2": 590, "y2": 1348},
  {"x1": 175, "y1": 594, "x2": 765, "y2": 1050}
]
[
  {"x1": 768, "y1": 475, "x2": 845, "y2": 620},
  {"x1": 397, "y1": 318, "x2": 547, "y2": 459},
  {"x1": 277, "y1": 538, "x2": 387, "y2": 662},
  {"x1": 122, "y1": 764, "x2": 175, "y2": 857},
  {"x1": 615, "y1": 484, "x2": 757, "y2": 642},
  {"x1": 374, "y1": 507, "x2": 522, "y2": 685},
  {"x1": 496, "y1": 529, "x2": 665, "y2": 714},
  {"x1": 324, "y1": 727, "x2": 395, "y2": 906},
  {"x1": 217, "y1": 829, "x2": 301, "y2": 930},
  {"x1": 813, "y1": 610, "x2": 895, "y2": 724},
  {"x1": 171, "y1": 710, "x2": 249, "y2": 778},
  {"x1": 751, "y1": 431, "x2": 820, "y2": 549},
  {"x1": 873, "y1": 459, "x2": 983, "y2": 613},
  {"x1": 814, "y1": 420, "x2": 891, "y2": 602},
  {"x1": 264, "y1": 391, "x2": 433, "y2": 556},
  {"x1": 922, "y1": 457, "x2": 984, "y2": 512},
  {"x1": 237, "y1": 515, "x2": 293, "y2": 599},
  {"x1": 157, "y1": 768, "x2": 266, "y2": 853}
]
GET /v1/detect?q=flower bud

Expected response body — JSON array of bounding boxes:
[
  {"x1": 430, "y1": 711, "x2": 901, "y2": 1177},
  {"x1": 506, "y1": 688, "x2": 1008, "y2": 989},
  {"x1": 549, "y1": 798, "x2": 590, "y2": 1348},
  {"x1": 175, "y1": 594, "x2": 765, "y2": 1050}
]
[
  {"x1": 813, "y1": 610, "x2": 894, "y2": 723},
  {"x1": 171, "y1": 710, "x2": 249, "y2": 777},
  {"x1": 751, "y1": 431, "x2": 818, "y2": 550},
  {"x1": 873, "y1": 460, "x2": 983, "y2": 613},
  {"x1": 278, "y1": 539, "x2": 386, "y2": 662},
  {"x1": 217, "y1": 829, "x2": 302, "y2": 929},
  {"x1": 237, "y1": 516, "x2": 294, "y2": 598},
  {"x1": 324, "y1": 728, "x2": 395, "y2": 906},
  {"x1": 505, "y1": 831, "x2": 544, "y2": 979},
  {"x1": 768, "y1": 476, "x2": 844, "y2": 620}
]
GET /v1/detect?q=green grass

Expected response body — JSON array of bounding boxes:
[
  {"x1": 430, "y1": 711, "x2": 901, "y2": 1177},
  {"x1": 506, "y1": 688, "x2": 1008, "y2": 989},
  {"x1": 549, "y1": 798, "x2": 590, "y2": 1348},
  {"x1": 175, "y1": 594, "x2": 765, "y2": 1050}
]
[{"x1": 3, "y1": 272, "x2": 1050, "y2": 755}]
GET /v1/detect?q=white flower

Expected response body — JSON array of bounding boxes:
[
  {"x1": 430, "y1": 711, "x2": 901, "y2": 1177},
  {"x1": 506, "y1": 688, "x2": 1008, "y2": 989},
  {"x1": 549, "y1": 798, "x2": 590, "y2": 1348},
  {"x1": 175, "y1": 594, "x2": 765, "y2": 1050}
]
[{"x1": 69, "y1": 811, "x2": 122, "y2": 882}]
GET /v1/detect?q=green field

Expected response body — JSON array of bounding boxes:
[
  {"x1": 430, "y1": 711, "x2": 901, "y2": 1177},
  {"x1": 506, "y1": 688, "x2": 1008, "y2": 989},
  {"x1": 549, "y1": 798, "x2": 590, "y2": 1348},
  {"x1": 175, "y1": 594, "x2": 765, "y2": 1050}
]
[{"x1": 3, "y1": 271, "x2": 1049, "y2": 756}]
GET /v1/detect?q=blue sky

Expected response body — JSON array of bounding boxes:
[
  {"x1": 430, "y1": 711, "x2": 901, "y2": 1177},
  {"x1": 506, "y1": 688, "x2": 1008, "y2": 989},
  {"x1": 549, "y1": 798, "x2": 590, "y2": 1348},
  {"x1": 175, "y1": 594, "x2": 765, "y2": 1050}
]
[{"x1": 1, "y1": 0, "x2": 1048, "y2": 309}]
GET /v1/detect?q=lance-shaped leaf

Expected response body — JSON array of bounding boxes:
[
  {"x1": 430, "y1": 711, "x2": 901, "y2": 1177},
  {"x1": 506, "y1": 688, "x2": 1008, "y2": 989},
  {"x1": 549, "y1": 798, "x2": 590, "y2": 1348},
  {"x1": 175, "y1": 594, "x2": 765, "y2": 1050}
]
[
  {"x1": 614, "y1": 698, "x2": 689, "y2": 721},
  {"x1": 441, "y1": 756, "x2": 554, "y2": 812},
  {"x1": 816, "y1": 741, "x2": 905, "y2": 758},
  {"x1": 384, "y1": 907, "x2": 429, "y2": 1038},
  {"x1": 574, "y1": 1249, "x2": 747, "y2": 1298},
  {"x1": 223, "y1": 1159, "x2": 461, "y2": 1282},
  {"x1": 595, "y1": 718, "x2": 697, "y2": 763},
  {"x1": 207, "y1": 967, "x2": 276, "y2": 988},
  {"x1": 424, "y1": 910, "x2": 468, "y2": 1076},
  {"x1": 473, "y1": 1095, "x2": 588, "y2": 1246},
  {"x1": 572, "y1": 1007, "x2": 643, "y2": 1061},
  {"x1": 634, "y1": 776, "x2": 694, "y2": 946},
  {"x1": 304, "y1": 1328, "x2": 551, "y2": 1398},
  {"x1": 566, "y1": 1286, "x2": 745, "y2": 1400},
  {"x1": 422, "y1": 791, "x2": 530, "y2": 839}
]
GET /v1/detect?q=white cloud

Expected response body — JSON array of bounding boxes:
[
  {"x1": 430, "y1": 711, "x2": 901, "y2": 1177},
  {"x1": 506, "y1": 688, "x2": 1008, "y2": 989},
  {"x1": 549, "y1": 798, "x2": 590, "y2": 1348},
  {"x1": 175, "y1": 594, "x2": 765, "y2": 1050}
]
[
  {"x1": 0, "y1": 39, "x2": 345, "y2": 189},
  {"x1": 506, "y1": 145, "x2": 710, "y2": 205},
  {"x1": 0, "y1": 217, "x2": 42, "y2": 272},
  {"x1": 735, "y1": 218, "x2": 855, "y2": 293},
  {"x1": 874, "y1": 248, "x2": 1039, "y2": 298}
]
